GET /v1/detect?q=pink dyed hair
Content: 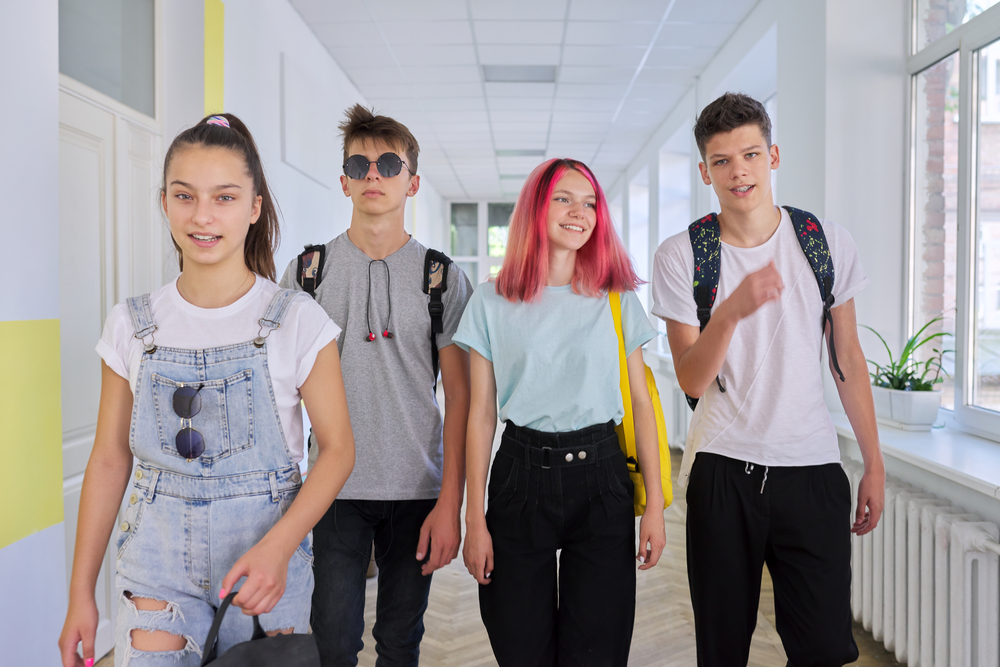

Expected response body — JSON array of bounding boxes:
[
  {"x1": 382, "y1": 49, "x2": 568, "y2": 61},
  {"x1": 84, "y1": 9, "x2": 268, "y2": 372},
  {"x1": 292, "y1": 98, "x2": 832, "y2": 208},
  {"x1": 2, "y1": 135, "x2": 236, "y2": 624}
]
[{"x1": 495, "y1": 158, "x2": 641, "y2": 303}]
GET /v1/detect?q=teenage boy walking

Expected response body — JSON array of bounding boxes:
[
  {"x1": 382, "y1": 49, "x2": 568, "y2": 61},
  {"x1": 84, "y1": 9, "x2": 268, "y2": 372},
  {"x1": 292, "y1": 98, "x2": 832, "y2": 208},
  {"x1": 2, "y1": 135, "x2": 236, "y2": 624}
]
[
  {"x1": 651, "y1": 93, "x2": 884, "y2": 666},
  {"x1": 280, "y1": 105, "x2": 472, "y2": 667}
]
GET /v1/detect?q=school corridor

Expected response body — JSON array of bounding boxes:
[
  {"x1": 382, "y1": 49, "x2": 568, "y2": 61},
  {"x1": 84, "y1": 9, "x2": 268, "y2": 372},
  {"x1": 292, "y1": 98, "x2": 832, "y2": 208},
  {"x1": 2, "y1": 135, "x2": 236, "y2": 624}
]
[{"x1": 4, "y1": 1, "x2": 1000, "y2": 665}]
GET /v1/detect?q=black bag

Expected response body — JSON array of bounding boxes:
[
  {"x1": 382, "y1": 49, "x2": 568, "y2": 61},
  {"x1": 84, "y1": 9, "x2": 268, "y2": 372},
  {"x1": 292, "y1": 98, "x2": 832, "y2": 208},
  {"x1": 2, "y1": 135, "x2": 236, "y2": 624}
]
[{"x1": 199, "y1": 592, "x2": 319, "y2": 666}]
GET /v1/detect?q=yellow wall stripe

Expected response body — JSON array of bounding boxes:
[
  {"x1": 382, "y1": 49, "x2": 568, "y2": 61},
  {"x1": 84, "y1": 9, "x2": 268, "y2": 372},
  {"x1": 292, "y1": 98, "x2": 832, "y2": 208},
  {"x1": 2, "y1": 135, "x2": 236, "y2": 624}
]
[
  {"x1": 0, "y1": 319, "x2": 63, "y2": 550},
  {"x1": 204, "y1": 0, "x2": 225, "y2": 116}
]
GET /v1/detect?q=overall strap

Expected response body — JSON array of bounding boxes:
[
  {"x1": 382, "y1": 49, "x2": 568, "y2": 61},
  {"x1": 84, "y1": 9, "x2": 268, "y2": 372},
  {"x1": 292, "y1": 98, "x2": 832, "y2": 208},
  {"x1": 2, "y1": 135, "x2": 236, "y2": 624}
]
[
  {"x1": 423, "y1": 248, "x2": 451, "y2": 389},
  {"x1": 782, "y1": 205, "x2": 845, "y2": 382},
  {"x1": 686, "y1": 215, "x2": 726, "y2": 409},
  {"x1": 297, "y1": 244, "x2": 326, "y2": 298},
  {"x1": 126, "y1": 294, "x2": 158, "y2": 353},
  {"x1": 254, "y1": 289, "x2": 309, "y2": 348}
]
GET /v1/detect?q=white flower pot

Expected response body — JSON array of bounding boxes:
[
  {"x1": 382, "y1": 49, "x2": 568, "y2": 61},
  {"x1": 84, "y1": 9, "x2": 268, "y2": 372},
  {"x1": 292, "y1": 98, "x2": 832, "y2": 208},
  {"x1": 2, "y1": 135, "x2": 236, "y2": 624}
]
[{"x1": 871, "y1": 385, "x2": 942, "y2": 431}]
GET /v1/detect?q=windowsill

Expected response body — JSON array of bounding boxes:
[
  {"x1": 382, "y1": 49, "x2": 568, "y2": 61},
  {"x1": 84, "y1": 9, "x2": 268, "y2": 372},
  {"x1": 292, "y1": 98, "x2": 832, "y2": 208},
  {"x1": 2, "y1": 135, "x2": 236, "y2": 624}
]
[{"x1": 831, "y1": 412, "x2": 1000, "y2": 501}]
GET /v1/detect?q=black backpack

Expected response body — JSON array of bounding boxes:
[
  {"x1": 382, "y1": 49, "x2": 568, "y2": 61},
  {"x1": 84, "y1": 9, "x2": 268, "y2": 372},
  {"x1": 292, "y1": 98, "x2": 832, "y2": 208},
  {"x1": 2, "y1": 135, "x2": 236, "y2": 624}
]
[
  {"x1": 684, "y1": 205, "x2": 845, "y2": 410},
  {"x1": 295, "y1": 243, "x2": 453, "y2": 386}
]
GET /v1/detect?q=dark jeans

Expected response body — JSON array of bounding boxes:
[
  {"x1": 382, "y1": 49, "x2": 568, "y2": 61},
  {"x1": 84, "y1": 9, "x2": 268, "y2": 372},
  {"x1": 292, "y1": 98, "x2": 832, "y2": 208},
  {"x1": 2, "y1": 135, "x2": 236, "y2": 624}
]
[
  {"x1": 686, "y1": 453, "x2": 859, "y2": 667},
  {"x1": 311, "y1": 498, "x2": 436, "y2": 667},
  {"x1": 479, "y1": 421, "x2": 637, "y2": 667}
]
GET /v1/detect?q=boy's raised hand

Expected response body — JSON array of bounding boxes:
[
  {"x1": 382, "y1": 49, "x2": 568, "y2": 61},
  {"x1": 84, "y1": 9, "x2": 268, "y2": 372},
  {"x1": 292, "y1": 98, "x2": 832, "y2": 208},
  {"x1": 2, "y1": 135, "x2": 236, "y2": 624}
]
[{"x1": 724, "y1": 260, "x2": 783, "y2": 321}]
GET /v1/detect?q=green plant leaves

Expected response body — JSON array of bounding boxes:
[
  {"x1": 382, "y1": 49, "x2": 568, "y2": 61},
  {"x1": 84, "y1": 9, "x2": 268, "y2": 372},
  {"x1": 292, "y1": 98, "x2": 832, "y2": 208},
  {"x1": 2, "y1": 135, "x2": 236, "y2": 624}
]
[{"x1": 860, "y1": 317, "x2": 951, "y2": 392}]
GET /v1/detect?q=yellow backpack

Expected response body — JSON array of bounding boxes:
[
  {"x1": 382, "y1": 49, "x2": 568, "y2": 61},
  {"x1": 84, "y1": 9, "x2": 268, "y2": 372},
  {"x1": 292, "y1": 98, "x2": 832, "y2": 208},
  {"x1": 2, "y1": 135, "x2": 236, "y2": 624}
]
[{"x1": 609, "y1": 293, "x2": 673, "y2": 516}]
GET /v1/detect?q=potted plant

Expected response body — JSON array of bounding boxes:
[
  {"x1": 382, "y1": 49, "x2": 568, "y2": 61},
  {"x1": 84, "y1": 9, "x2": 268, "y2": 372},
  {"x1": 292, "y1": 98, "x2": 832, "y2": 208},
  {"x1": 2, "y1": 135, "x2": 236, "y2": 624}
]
[{"x1": 861, "y1": 317, "x2": 951, "y2": 431}]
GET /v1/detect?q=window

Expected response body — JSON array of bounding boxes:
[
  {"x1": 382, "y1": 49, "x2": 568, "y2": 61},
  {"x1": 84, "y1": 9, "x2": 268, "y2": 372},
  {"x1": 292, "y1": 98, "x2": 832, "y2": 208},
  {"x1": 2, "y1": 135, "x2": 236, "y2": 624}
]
[
  {"x1": 487, "y1": 203, "x2": 514, "y2": 277},
  {"x1": 629, "y1": 169, "x2": 651, "y2": 311},
  {"x1": 449, "y1": 201, "x2": 515, "y2": 285},
  {"x1": 909, "y1": 5, "x2": 1000, "y2": 435},
  {"x1": 59, "y1": 0, "x2": 155, "y2": 117}
]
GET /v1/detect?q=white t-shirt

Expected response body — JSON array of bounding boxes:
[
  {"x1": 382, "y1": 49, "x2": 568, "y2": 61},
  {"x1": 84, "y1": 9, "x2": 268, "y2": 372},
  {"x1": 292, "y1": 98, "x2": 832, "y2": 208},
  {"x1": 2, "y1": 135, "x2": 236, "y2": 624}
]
[
  {"x1": 97, "y1": 276, "x2": 340, "y2": 463},
  {"x1": 651, "y1": 207, "x2": 869, "y2": 471}
]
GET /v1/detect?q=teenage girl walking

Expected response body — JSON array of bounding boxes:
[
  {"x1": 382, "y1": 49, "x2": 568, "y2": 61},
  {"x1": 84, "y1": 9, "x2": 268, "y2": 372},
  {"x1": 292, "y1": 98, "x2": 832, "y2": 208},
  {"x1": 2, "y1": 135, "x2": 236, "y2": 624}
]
[
  {"x1": 58, "y1": 114, "x2": 355, "y2": 667},
  {"x1": 456, "y1": 158, "x2": 667, "y2": 666}
]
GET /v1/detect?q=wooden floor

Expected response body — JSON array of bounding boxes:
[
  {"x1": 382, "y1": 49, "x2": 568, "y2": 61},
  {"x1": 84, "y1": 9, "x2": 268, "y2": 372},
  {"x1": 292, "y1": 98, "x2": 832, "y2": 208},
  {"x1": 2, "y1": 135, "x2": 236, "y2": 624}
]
[{"x1": 95, "y1": 449, "x2": 901, "y2": 667}]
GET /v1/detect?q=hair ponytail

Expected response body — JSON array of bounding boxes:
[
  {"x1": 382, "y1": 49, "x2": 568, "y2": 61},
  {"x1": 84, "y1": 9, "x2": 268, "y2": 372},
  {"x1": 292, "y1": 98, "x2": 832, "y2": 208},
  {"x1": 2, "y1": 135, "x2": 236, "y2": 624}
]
[{"x1": 161, "y1": 113, "x2": 280, "y2": 280}]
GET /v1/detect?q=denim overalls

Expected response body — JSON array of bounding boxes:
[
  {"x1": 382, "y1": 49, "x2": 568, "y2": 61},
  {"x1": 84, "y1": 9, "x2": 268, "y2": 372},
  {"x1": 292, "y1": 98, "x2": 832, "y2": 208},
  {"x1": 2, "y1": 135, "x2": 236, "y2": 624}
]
[{"x1": 112, "y1": 289, "x2": 314, "y2": 667}]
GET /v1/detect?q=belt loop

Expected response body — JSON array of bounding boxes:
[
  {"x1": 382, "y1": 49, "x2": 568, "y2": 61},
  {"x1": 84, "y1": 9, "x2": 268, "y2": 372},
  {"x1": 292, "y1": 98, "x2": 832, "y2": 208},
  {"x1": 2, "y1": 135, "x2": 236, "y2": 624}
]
[
  {"x1": 540, "y1": 446, "x2": 552, "y2": 470},
  {"x1": 269, "y1": 471, "x2": 279, "y2": 503},
  {"x1": 144, "y1": 469, "x2": 160, "y2": 504}
]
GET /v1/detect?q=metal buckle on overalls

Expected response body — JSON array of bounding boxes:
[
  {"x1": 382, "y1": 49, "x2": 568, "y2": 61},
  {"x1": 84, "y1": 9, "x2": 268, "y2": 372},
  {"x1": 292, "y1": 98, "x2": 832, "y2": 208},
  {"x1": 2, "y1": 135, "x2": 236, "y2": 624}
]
[{"x1": 540, "y1": 446, "x2": 552, "y2": 469}]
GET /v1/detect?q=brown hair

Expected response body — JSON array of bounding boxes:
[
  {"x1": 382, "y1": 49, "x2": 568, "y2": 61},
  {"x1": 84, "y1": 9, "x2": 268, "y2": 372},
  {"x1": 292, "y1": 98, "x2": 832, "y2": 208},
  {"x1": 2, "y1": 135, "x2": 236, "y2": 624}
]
[
  {"x1": 693, "y1": 92, "x2": 772, "y2": 162},
  {"x1": 161, "y1": 113, "x2": 280, "y2": 280},
  {"x1": 339, "y1": 104, "x2": 420, "y2": 175}
]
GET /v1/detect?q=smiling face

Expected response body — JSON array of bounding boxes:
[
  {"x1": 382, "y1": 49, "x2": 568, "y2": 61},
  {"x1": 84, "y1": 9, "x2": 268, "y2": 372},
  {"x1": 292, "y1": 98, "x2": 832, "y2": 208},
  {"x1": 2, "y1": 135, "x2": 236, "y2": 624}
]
[
  {"x1": 162, "y1": 145, "x2": 262, "y2": 273},
  {"x1": 340, "y1": 138, "x2": 419, "y2": 219},
  {"x1": 545, "y1": 169, "x2": 597, "y2": 254},
  {"x1": 698, "y1": 123, "x2": 779, "y2": 216}
]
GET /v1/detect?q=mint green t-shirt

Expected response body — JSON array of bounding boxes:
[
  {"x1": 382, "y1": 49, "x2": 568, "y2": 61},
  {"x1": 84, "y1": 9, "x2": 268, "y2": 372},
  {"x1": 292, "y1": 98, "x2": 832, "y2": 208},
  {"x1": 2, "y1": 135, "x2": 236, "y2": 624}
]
[{"x1": 453, "y1": 283, "x2": 657, "y2": 433}]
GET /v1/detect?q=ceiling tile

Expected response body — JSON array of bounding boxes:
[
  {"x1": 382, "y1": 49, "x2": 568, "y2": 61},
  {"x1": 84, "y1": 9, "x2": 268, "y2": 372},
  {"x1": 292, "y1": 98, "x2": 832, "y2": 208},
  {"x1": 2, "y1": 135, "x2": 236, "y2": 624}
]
[
  {"x1": 404, "y1": 44, "x2": 479, "y2": 66},
  {"x1": 473, "y1": 21, "x2": 565, "y2": 45},
  {"x1": 378, "y1": 20, "x2": 473, "y2": 44},
  {"x1": 668, "y1": 0, "x2": 759, "y2": 24},
  {"x1": 564, "y1": 21, "x2": 659, "y2": 45},
  {"x1": 553, "y1": 96, "x2": 618, "y2": 111},
  {"x1": 491, "y1": 121, "x2": 550, "y2": 134},
  {"x1": 645, "y1": 46, "x2": 716, "y2": 69},
  {"x1": 559, "y1": 66, "x2": 635, "y2": 84},
  {"x1": 657, "y1": 21, "x2": 738, "y2": 49},
  {"x1": 328, "y1": 46, "x2": 398, "y2": 69},
  {"x1": 309, "y1": 21, "x2": 379, "y2": 48},
  {"x1": 485, "y1": 82, "x2": 556, "y2": 97},
  {"x1": 551, "y1": 109, "x2": 613, "y2": 123},
  {"x1": 400, "y1": 65, "x2": 481, "y2": 83},
  {"x1": 557, "y1": 82, "x2": 630, "y2": 98},
  {"x1": 469, "y1": 0, "x2": 569, "y2": 21},
  {"x1": 497, "y1": 155, "x2": 545, "y2": 173},
  {"x1": 635, "y1": 67, "x2": 696, "y2": 85},
  {"x1": 410, "y1": 82, "x2": 485, "y2": 97},
  {"x1": 416, "y1": 97, "x2": 488, "y2": 111},
  {"x1": 368, "y1": 0, "x2": 470, "y2": 22},
  {"x1": 562, "y1": 45, "x2": 648, "y2": 68},
  {"x1": 567, "y1": 0, "x2": 675, "y2": 21},
  {"x1": 488, "y1": 97, "x2": 554, "y2": 111},
  {"x1": 477, "y1": 45, "x2": 562, "y2": 66},
  {"x1": 489, "y1": 109, "x2": 552, "y2": 123}
]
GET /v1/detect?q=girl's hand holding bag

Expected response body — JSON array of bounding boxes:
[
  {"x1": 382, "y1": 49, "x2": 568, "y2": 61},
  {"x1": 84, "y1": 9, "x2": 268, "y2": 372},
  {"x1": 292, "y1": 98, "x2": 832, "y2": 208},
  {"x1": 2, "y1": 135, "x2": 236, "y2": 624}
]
[{"x1": 199, "y1": 592, "x2": 319, "y2": 666}]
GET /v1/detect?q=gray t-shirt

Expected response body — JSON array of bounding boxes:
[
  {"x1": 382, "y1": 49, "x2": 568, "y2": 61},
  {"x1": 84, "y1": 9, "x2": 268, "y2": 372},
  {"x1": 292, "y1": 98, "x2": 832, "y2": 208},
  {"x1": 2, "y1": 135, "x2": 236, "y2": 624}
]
[{"x1": 279, "y1": 233, "x2": 472, "y2": 500}]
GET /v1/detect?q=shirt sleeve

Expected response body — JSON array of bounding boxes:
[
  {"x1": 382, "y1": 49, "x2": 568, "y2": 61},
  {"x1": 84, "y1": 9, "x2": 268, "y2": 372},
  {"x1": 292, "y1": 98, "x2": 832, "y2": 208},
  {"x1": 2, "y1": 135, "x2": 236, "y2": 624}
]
[
  {"x1": 291, "y1": 297, "x2": 342, "y2": 388},
  {"x1": 650, "y1": 233, "x2": 699, "y2": 327},
  {"x1": 437, "y1": 262, "x2": 474, "y2": 349},
  {"x1": 824, "y1": 221, "x2": 870, "y2": 308},
  {"x1": 95, "y1": 302, "x2": 135, "y2": 381},
  {"x1": 620, "y1": 291, "x2": 657, "y2": 357},
  {"x1": 452, "y1": 286, "x2": 493, "y2": 362}
]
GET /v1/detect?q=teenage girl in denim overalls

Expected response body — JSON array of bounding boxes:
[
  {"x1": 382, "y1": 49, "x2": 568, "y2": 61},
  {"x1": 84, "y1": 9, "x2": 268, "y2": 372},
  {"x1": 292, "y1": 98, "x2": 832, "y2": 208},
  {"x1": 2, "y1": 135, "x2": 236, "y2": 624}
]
[
  {"x1": 59, "y1": 114, "x2": 356, "y2": 667},
  {"x1": 456, "y1": 159, "x2": 667, "y2": 666}
]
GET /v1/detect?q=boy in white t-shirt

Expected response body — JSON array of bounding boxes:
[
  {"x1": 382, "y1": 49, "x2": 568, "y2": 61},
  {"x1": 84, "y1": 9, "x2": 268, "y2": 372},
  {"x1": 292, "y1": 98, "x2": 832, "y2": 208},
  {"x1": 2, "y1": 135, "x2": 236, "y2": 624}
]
[{"x1": 651, "y1": 92, "x2": 884, "y2": 666}]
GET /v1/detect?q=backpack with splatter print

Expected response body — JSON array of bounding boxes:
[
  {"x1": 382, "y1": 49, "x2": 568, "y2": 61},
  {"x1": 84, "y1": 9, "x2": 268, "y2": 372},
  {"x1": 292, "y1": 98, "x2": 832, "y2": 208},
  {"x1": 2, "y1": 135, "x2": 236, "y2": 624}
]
[{"x1": 685, "y1": 205, "x2": 844, "y2": 410}]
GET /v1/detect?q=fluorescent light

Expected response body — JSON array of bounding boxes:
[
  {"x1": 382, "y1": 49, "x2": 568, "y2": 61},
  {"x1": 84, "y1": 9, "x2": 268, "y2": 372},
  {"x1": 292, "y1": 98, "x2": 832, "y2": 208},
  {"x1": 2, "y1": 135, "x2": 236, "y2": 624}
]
[
  {"x1": 496, "y1": 149, "x2": 545, "y2": 157},
  {"x1": 482, "y1": 65, "x2": 557, "y2": 83}
]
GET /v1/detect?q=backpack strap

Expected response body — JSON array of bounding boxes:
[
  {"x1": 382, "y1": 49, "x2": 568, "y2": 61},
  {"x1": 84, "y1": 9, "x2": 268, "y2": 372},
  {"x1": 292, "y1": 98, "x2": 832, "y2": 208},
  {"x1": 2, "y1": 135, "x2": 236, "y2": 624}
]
[
  {"x1": 686, "y1": 214, "x2": 726, "y2": 410},
  {"x1": 423, "y1": 248, "x2": 452, "y2": 390},
  {"x1": 782, "y1": 205, "x2": 845, "y2": 382},
  {"x1": 296, "y1": 244, "x2": 327, "y2": 298}
]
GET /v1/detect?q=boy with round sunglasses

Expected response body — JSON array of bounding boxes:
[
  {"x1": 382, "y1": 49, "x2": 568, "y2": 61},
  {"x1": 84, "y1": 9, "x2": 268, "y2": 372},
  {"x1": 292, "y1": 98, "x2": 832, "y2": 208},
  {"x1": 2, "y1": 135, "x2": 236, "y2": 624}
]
[{"x1": 280, "y1": 104, "x2": 472, "y2": 667}]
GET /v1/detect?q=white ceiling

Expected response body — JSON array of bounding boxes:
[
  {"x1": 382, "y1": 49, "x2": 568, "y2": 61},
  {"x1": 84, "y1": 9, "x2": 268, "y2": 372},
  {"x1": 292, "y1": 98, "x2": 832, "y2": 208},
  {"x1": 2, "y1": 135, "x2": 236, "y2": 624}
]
[{"x1": 290, "y1": 0, "x2": 759, "y2": 200}]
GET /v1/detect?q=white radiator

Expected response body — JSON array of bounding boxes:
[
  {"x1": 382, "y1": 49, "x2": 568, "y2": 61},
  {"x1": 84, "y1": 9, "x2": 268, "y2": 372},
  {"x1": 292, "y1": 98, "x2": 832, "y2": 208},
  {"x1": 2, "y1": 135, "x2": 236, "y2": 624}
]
[{"x1": 843, "y1": 460, "x2": 1000, "y2": 666}]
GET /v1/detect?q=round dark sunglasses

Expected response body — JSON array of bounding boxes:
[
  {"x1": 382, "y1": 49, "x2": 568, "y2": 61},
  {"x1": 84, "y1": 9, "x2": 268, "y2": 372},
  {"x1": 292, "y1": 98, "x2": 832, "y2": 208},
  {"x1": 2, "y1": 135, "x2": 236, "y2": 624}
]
[
  {"x1": 343, "y1": 152, "x2": 410, "y2": 180},
  {"x1": 173, "y1": 384, "x2": 205, "y2": 459}
]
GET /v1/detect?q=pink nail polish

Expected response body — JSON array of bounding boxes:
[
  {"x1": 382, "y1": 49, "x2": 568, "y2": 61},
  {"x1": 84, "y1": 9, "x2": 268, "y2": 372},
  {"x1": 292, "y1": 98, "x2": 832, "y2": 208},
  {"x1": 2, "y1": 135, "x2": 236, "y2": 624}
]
[
  {"x1": 85, "y1": 659, "x2": 94, "y2": 667},
  {"x1": 219, "y1": 588, "x2": 227, "y2": 599}
]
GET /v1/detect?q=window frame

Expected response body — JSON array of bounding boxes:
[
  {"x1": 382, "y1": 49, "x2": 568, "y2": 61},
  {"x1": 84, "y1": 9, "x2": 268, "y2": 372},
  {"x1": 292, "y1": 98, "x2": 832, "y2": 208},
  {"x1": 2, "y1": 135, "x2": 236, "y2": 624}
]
[
  {"x1": 449, "y1": 201, "x2": 511, "y2": 282},
  {"x1": 907, "y1": 1, "x2": 1000, "y2": 440}
]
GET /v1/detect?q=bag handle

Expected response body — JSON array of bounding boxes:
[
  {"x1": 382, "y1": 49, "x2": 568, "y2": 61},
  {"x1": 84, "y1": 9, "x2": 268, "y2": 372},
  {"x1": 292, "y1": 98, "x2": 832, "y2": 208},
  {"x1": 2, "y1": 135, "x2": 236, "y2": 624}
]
[
  {"x1": 609, "y1": 293, "x2": 638, "y2": 467},
  {"x1": 200, "y1": 592, "x2": 267, "y2": 666}
]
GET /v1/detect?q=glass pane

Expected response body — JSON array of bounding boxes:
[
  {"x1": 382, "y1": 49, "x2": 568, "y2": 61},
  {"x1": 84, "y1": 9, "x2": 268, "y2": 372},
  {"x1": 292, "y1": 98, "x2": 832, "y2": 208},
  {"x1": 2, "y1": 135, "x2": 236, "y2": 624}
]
[
  {"x1": 658, "y1": 123, "x2": 691, "y2": 244},
  {"x1": 629, "y1": 168, "x2": 650, "y2": 311},
  {"x1": 913, "y1": 52, "x2": 960, "y2": 409},
  {"x1": 974, "y1": 39, "x2": 1000, "y2": 412},
  {"x1": 916, "y1": 0, "x2": 1000, "y2": 52},
  {"x1": 450, "y1": 203, "x2": 478, "y2": 257},
  {"x1": 488, "y1": 264, "x2": 502, "y2": 278},
  {"x1": 59, "y1": 0, "x2": 155, "y2": 116},
  {"x1": 488, "y1": 203, "x2": 514, "y2": 258},
  {"x1": 456, "y1": 261, "x2": 478, "y2": 287}
]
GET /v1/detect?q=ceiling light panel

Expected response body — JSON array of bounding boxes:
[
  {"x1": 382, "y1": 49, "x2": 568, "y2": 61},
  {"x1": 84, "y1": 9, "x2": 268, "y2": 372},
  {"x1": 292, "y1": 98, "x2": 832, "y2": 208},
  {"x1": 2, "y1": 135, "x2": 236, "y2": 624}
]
[
  {"x1": 497, "y1": 156, "x2": 545, "y2": 173},
  {"x1": 564, "y1": 21, "x2": 660, "y2": 45},
  {"x1": 482, "y1": 65, "x2": 558, "y2": 83},
  {"x1": 496, "y1": 149, "x2": 546, "y2": 156},
  {"x1": 468, "y1": 0, "x2": 568, "y2": 21},
  {"x1": 473, "y1": 21, "x2": 566, "y2": 45}
]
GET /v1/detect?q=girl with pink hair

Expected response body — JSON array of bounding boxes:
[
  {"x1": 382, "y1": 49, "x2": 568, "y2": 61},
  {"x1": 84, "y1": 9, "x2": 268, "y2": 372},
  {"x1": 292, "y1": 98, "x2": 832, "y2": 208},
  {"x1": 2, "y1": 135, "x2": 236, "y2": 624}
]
[{"x1": 453, "y1": 158, "x2": 666, "y2": 666}]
